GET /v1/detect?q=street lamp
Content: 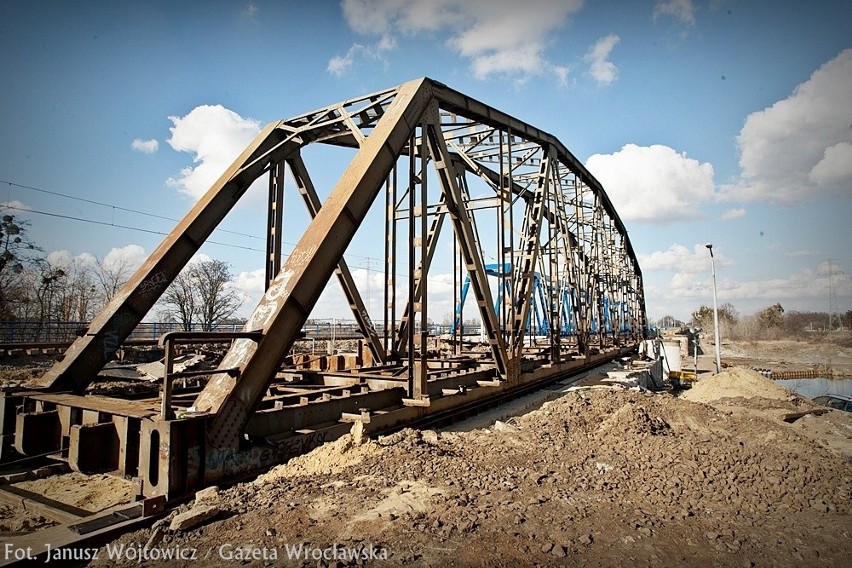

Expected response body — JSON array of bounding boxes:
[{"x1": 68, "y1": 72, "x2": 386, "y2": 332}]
[{"x1": 705, "y1": 243, "x2": 722, "y2": 374}]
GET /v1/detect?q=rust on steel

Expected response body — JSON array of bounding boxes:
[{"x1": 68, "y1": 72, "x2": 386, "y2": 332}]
[
  {"x1": 34, "y1": 123, "x2": 298, "y2": 393},
  {"x1": 286, "y1": 153, "x2": 387, "y2": 365},
  {"x1": 194, "y1": 78, "x2": 435, "y2": 447}
]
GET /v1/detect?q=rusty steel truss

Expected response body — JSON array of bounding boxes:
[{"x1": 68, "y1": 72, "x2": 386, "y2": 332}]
[{"x1": 0, "y1": 78, "x2": 646, "y2": 502}]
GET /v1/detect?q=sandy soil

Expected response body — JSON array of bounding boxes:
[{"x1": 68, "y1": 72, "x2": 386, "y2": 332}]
[
  {"x1": 0, "y1": 472, "x2": 137, "y2": 539},
  {"x1": 93, "y1": 367, "x2": 852, "y2": 568},
  {"x1": 718, "y1": 334, "x2": 852, "y2": 376},
  {"x1": 14, "y1": 472, "x2": 135, "y2": 512}
]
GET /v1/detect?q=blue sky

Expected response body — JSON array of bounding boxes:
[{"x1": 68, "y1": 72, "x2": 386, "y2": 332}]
[{"x1": 1, "y1": 0, "x2": 850, "y2": 324}]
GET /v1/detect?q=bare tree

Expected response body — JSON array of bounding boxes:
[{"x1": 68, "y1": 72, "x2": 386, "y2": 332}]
[
  {"x1": 95, "y1": 253, "x2": 135, "y2": 305},
  {"x1": 159, "y1": 259, "x2": 243, "y2": 332},
  {"x1": 52, "y1": 267, "x2": 95, "y2": 322},
  {"x1": 160, "y1": 269, "x2": 198, "y2": 331},
  {"x1": 193, "y1": 259, "x2": 243, "y2": 331},
  {"x1": 0, "y1": 213, "x2": 42, "y2": 318}
]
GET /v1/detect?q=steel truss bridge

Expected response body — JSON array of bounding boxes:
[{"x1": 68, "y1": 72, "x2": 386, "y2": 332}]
[{"x1": 0, "y1": 78, "x2": 646, "y2": 505}]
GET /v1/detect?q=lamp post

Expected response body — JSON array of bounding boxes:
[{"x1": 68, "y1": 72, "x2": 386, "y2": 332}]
[{"x1": 706, "y1": 243, "x2": 722, "y2": 374}]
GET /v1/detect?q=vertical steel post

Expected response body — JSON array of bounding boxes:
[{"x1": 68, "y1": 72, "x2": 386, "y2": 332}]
[
  {"x1": 266, "y1": 160, "x2": 286, "y2": 290},
  {"x1": 160, "y1": 338, "x2": 175, "y2": 420},
  {"x1": 707, "y1": 244, "x2": 722, "y2": 374}
]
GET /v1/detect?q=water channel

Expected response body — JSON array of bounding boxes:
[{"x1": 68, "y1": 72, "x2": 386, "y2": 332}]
[{"x1": 775, "y1": 377, "x2": 852, "y2": 399}]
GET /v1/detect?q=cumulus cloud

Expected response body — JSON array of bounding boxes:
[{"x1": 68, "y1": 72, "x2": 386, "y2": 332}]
[
  {"x1": 328, "y1": 35, "x2": 396, "y2": 76},
  {"x1": 640, "y1": 243, "x2": 731, "y2": 274},
  {"x1": 45, "y1": 250, "x2": 98, "y2": 276},
  {"x1": 724, "y1": 49, "x2": 852, "y2": 203},
  {"x1": 721, "y1": 207, "x2": 746, "y2": 220},
  {"x1": 585, "y1": 35, "x2": 620, "y2": 86},
  {"x1": 585, "y1": 144, "x2": 716, "y2": 223},
  {"x1": 657, "y1": 260, "x2": 850, "y2": 316},
  {"x1": 131, "y1": 138, "x2": 159, "y2": 154},
  {"x1": 335, "y1": 0, "x2": 580, "y2": 82},
  {"x1": 232, "y1": 267, "x2": 265, "y2": 316},
  {"x1": 166, "y1": 105, "x2": 262, "y2": 200},
  {"x1": 653, "y1": 0, "x2": 696, "y2": 25},
  {"x1": 102, "y1": 244, "x2": 147, "y2": 274},
  {"x1": 809, "y1": 141, "x2": 852, "y2": 186}
]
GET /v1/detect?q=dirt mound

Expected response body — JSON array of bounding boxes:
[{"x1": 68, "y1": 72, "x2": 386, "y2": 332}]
[
  {"x1": 252, "y1": 432, "x2": 378, "y2": 483},
  {"x1": 681, "y1": 366, "x2": 791, "y2": 404},
  {"x1": 598, "y1": 403, "x2": 672, "y2": 436}
]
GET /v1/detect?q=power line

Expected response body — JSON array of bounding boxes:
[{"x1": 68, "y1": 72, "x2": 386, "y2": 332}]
[
  {"x1": 0, "y1": 203, "x2": 267, "y2": 253},
  {"x1": 2, "y1": 179, "x2": 453, "y2": 286},
  {"x1": 2, "y1": 179, "x2": 267, "y2": 243}
]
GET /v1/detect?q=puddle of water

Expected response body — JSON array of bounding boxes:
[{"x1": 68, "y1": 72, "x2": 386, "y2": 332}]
[{"x1": 775, "y1": 377, "x2": 852, "y2": 400}]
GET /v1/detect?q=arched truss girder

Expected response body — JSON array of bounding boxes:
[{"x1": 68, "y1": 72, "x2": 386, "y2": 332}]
[{"x1": 33, "y1": 78, "x2": 646, "y2": 450}]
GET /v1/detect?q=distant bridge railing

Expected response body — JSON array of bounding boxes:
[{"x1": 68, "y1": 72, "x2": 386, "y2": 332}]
[{"x1": 0, "y1": 320, "x2": 481, "y2": 345}]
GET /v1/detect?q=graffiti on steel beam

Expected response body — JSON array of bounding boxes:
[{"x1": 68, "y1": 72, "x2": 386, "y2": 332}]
[
  {"x1": 138, "y1": 271, "x2": 169, "y2": 298},
  {"x1": 203, "y1": 431, "x2": 328, "y2": 475}
]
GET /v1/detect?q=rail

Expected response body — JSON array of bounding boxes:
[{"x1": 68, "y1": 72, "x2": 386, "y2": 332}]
[
  {"x1": 158, "y1": 330, "x2": 264, "y2": 419},
  {"x1": 0, "y1": 319, "x2": 466, "y2": 346}
]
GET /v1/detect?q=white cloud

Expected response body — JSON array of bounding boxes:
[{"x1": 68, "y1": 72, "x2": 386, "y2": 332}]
[
  {"x1": 0, "y1": 200, "x2": 32, "y2": 211},
  {"x1": 721, "y1": 207, "x2": 745, "y2": 220},
  {"x1": 166, "y1": 105, "x2": 262, "y2": 200},
  {"x1": 336, "y1": 0, "x2": 582, "y2": 82},
  {"x1": 102, "y1": 244, "x2": 147, "y2": 274},
  {"x1": 585, "y1": 144, "x2": 716, "y2": 223},
  {"x1": 131, "y1": 138, "x2": 159, "y2": 154},
  {"x1": 584, "y1": 35, "x2": 620, "y2": 86},
  {"x1": 640, "y1": 243, "x2": 731, "y2": 274},
  {"x1": 45, "y1": 249, "x2": 98, "y2": 273},
  {"x1": 809, "y1": 141, "x2": 852, "y2": 186},
  {"x1": 725, "y1": 49, "x2": 852, "y2": 203},
  {"x1": 233, "y1": 267, "x2": 265, "y2": 317},
  {"x1": 653, "y1": 0, "x2": 696, "y2": 25},
  {"x1": 46, "y1": 250, "x2": 74, "y2": 271},
  {"x1": 785, "y1": 250, "x2": 817, "y2": 258},
  {"x1": 327, "y1": 35, "x2": 396, "y2": 76},
  {"x1": 649, "y1": 260, "x2": 852, "y2": 319}
]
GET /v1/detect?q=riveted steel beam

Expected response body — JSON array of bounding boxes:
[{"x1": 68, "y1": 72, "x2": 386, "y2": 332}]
[
  {"x1": 424, "y1": 106, "x2": 511, "y2": 379},
  {"x1": 34, "y1": 123, "x2": 301, "y2": 393},
  {"x1": 286, "y1": 153, "x2": 387, "y2": 365},
  {"x1": 194, "y1": 78, "x2": 435, "y2": 449}
]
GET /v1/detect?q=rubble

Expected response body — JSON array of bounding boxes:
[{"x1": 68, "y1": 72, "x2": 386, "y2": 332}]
[
  {"x1": 93, "y1": 366, "x2": 851, "y2": 567},
  {"x1": 168, "y1": 504, "x2": 220, "y2": 532}
]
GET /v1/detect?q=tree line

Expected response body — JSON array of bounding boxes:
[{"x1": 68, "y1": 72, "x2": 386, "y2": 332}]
[
  {"x1": 0, "y1": 213, "x2": 244, "y2": 339},
  {"x1": 656, "y1": 302, "x2": 851, "y2": 340}
]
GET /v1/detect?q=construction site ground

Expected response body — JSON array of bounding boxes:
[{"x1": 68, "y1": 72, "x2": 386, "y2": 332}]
[
  {"x1": 717, "y1": 334, "x2": 852, "y2": 377},
  {"x1": 1, "y1": 337, "x2": 850, "y2": 567},
  {"x1": 99, "y1": 367, "x2": 851, "y2": 567}
]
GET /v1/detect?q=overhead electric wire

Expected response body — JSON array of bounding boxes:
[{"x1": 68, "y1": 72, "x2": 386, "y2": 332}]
[
  {"x1": 0, "y1": 203, "x2": 267, "y2": 253},
  {"x1": 2, "y1": 179, "x2": 268, "y2": 243},
  {"x1": 2, "y1": 179, "x2": 456, "y2": 286}
]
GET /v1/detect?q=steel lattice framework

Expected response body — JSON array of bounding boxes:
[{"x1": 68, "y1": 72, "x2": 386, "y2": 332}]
[{"x1": 2, "y1": 78, "x2": 645, "y2": 501}]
